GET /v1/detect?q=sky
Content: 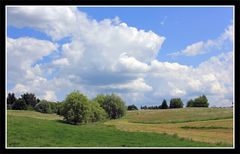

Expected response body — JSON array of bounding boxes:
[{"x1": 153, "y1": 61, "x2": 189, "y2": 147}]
[{"x1": 6, "y1": 6, "x2": 234, "y2": 107}]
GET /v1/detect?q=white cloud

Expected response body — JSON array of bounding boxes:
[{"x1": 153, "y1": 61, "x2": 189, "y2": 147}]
[
  {"x1": 43, "y1": 91, "x2": 57, "y2": 102},
  {"x1": 11, "y1": 84, "x2": 29, "y2": 94},
  {"x1": 7, "y1": 7, "x2": 80, "y2": 41},
  {"x1": 147, "y1": 51, "x2": 233, "y2": 106},
  {"x1": 220, "y1": 24, "x2": 233, "y2": 41},
  {"x1": 7, "y1": 37, "x2": 57, "y2": 84},
  {"x1": 99, "y1": 78, "x2": 152, "y2": 92},
  {"x1": 179, "y1": 41, "x2": 205, "y2": 56},
  {"x1": 113, "y1": 52, "x2": 150, "y2": 73},
  {"x1": 52, "y1": 58, "x2": 69, "y2": 66},
  {"x1": 168, "y1": 24, "x2": 233, "y2": 57}
]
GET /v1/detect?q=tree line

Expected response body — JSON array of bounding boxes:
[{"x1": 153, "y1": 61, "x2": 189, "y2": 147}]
[
  {"x1": 130, "y1": 95, "x2": 209, "y2": 110},
  {"x1": 7, "y1": 92, "x2": 209, "y2": 124},
  {"x1": 7, "y1": 91, "x2": 127, "y2": 125}
]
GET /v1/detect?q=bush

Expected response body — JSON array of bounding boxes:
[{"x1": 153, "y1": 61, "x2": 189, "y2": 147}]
[
  {"x1": 12, "y1": 99, "x2": 27, "y2": 110},
  {"x1": 161, "y1": 99, "x2": 168, "y2": 109},
  {"x1": 61, "y1": 91, "x2": 91, "y2": 125},
  {"x1": 169, "y1": 98, "x2": 183, "y2": 108},
  {"x1": 34, "y1": 100, "x2": 52, "y2": 113},
  {"x1": 90, "y1": 101, "x2": 107, "y2": 122},
  {"x1": 127, "y1": 104, "x2": 138, "y2": 110},
  {"x1": 94, "y1": 93, "x2": 126, "y2": 119}
]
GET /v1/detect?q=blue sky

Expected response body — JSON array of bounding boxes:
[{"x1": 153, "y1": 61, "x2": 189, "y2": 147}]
[{"x1": 7, "y1": 6, "x2": 233, "y2": 107}]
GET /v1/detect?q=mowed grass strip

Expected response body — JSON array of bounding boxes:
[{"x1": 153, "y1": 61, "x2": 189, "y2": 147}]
[
  {"x1": 7, "y1": 110, "x2": 222, "y2": 147},
  {"x1": 180, "y1": 126, "x2": 230, "y2": 130},
  {"x1": 126, "y1": 108, "x2": 233, "y2": 124}
]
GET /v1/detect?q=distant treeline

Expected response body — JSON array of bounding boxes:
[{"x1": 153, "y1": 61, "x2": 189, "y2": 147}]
[
  {"x1": 7, "y1": 92, "x2": 209, "y2": 115},
  {"x1": 135, "y1": 95, "x2": 209, "y2": 110}
]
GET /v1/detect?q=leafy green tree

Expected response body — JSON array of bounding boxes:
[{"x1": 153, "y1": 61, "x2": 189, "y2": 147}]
[
  {"x1": 12, "y1": 98, "x2": 27, "y2": 110},
  {"x1": 186, "y1": 99, "x2": 194, "y2": 107},
  {"x1": 90, "y1": 101, "x2": 107, "y2": 122},
  {"x1": 7, "y1": 93, "x2": 16, "y2": 109},
  {"x1": 21, "y1": 93, "x2": 38, "y2": 109},
  {"x1": 161, "y1": 99, "x2": 168, "y2": 109},
  {"x1": 95, "y1": 93, "x2": 126, "y2": 119},
  {"x1": 93, "y1": 94, "x2": 106, "y2": 107},
  {"x1": 193, "y1": 95, "x2": 209, "y2": 107},
  {"x1": 34, "y1": 100, "x2": 52, "y2": 113},
  {"x1": 127, "y1": 104, "x2": 138, "y2": 110},
  {"x1": 61, "y1": 91, "x2": 91, "y2": 124},
  {"x1": 56, "y1": 102, "x2": 64, "y2": 116},
  {"x1": 48, "y1": 102, "x2": 58, "y2": 113},
  {"x1": 169, "y1": 98, "x2": 183, "y2": 108}
]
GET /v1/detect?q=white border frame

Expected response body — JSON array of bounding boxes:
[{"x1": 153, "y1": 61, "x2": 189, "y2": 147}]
[{"x1": 5, "y1": 5, "x2": 235, "y2": 149}]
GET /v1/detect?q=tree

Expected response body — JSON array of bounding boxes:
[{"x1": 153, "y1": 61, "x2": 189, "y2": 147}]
[
  {"x1": 56, "y1": 102, "x2": 64, "y2": 116},
  {"x1": 7, "y1": 93, "x2": 16, "y2": 109},
  {"x1": 48, "y1": 102, "x2": 58, "y2": 113},
  {"x1": 93, "y1": 94, "x2": 106, "y2": 107},
  {"x1": 193, "y1": 95, "x2": 209, "y2": 107},
  {"x1": 161, "y1": 99, "x2": 168, "y2": 109},
  {"x1": 89, "y1": 101, "x2": 107, "y2": 122},
  {"x1": 186, "y1": 99, "x2": 194, "y2": 107},
  {"x1": 169, "y1": 98, "x2": 183, "y2": 108},
  {"x1": 61, "y1": 91, "x2": 92, "y2": 124},
  {"x1": 127, "y1": 104, "x2": 138, "y2": 110},
  {"x1": 34, "y1": 100, "x2": 52, "y2": 113},
  {"x1": 21, "y1": 93, "x2": 38, "y2": 109},
  {"x1": 95, "y1": 93, "x2": 126, "y2": 119},
  {"x1": 12, "y1": 99, "x2": 27, "y2": 110}
]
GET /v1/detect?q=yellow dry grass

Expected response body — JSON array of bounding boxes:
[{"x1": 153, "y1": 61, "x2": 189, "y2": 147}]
[{"x1": 105, "y1": 110, "x2": 233, "y2": 146}]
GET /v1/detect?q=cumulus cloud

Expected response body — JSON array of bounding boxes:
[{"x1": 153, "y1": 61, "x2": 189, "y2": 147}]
[
  {"x1": 43, "y1": 91, "x2": 57, "y2": 102},
  {"x1": 147, "y1": 51, "x2": 233, "y2": 106},
  {"x1": 113, "y1": 52, "x2": 150, "y2": 73},
  {"x1": 99, "y1": 78, "x2": 152, "y2": 92},
  {"x1": 7, "y1": 37, "x2": 57, "y2": 84},
  {"x1": 7, "y1": 7, "x2": 80, "y2": 41},
  {"x1": 6, "y1": 7, "x2": 233, "y2": 106},
  {"x1": 169, "y1": 24, "x2": 233, "y2": 57},
  {"x1": 52, "y1": 58, "x2": 69, "y2": 66}
]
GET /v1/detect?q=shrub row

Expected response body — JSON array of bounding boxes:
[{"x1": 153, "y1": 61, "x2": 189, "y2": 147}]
[{"x1": 7, "y1": 91, "x2": 127, "y2": 125}]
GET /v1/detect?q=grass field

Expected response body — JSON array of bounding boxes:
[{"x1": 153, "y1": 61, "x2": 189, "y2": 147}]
[
  {"x1": 125, "y1": 108, "x2": 233, "y2": 124},
  {"x1": 7, "y1": 109, "x2": 233, "y2": 147},
  {"x1": 105, "y1": 108, "x2": 233, "y2": 146}
]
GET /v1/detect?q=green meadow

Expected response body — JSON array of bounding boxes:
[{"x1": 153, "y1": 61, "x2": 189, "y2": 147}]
[{"x1": 7, "y1": 109, "x2": 232, "y2": 147}]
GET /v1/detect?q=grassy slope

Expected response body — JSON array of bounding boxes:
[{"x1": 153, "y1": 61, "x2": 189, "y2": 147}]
[
  {"x1": 7, "y1": 110, "x2": 222, "y2": 147},
  {"x1": 105, "y1": 108, "x2": 233, "y2": 146},
  {"x1": 126, "y1": 108, "x2": 233, "y2": 124}
]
